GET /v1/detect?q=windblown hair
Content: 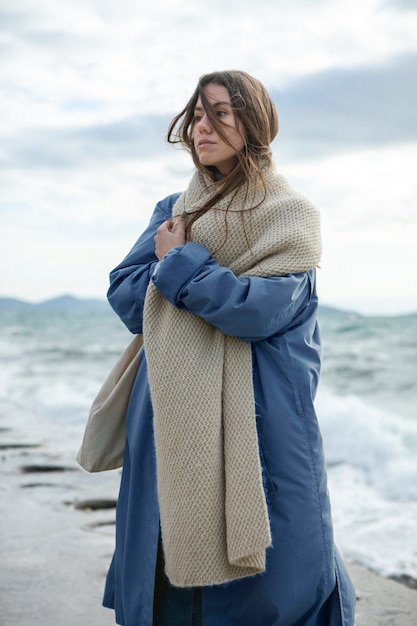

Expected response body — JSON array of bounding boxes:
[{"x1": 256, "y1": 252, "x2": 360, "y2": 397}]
[{"x1": 167, "y1": 70, "x2": 279, "y2": 234}]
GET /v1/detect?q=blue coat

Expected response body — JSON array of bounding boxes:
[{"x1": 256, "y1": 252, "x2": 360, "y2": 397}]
[{"x1": 103, "y1": 193, "x2": 356, "y2": 625}]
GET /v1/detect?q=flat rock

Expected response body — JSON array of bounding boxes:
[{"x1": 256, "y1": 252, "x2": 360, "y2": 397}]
[{"x1": 348, "y1": 563, "x2": 417, "y2": 625}]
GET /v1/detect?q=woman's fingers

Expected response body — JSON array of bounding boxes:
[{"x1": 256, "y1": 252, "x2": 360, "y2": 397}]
[{"x1": 154, "y1": 219, "x2": 186, "y2": 260}]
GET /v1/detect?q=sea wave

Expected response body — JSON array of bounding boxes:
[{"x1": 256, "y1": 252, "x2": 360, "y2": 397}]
[{"x1": 317, "y1": 389, "x2": 417, "y2": 502}]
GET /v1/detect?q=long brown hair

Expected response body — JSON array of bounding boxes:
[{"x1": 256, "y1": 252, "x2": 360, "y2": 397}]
[{"x1": 167, "y1": 70, "x2": 279, "y2": 234}]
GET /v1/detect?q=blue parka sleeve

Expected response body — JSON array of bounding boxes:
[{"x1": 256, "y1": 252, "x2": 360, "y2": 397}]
[
  {"x1": 107, "y1": 193, "x2": 180, "y2": 333},
  {"x1": 152, "y1": 242, "x2": 316, "y2": 342}
]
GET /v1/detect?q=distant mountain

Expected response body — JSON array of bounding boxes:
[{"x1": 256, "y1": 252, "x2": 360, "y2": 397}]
[
  {"x1": 1, "y1": 295, "x2": 352, "y2": 315},
  {"x1": 0, "y1": 297, "x2": 33, "y2": 310},
  {"x1": 35, "y1": 295, "x2": 110, "y2": 311},
  {"x1": 318, "y1": 304, "x2": 360, "y2": 317},
  {"x1": 0, "y1": 295, "x2": 414, "y2": 318},
  {"x1": 0, "y1": 294, "x2": 110, "y2": 312}
]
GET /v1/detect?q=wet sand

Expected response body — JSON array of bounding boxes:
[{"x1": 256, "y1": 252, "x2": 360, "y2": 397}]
[{"x1": 1, "y1": 398, "x2": 416, "y2": 625}]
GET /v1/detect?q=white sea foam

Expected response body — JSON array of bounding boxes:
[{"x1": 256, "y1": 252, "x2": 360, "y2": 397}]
[
  {"x1": 316, "y1": 389, "x2": 417, "y2": 501},
  {"x1": 316, "y1": 389, "x2": 417, "y2": 579},
  {"x1": 328, "y1": 462, "x2": 417, "y2": 580}
]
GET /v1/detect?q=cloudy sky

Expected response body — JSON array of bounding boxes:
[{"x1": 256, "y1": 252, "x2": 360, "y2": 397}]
[{"x1": 1, "y1": 0, "x2": 416, "y2": 314}]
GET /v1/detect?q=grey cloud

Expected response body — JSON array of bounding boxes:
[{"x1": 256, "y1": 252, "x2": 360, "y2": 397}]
[
  {"x1": 274, "y1": 53, "x2": 417, "y2": 159},
  {"x1": 0, "y1": 10, "x2": 32, "y2": 31},
  {"x1": 381, "y1": 0, "x2": 417, "y2": 10},
  {"x1": 1, "y1": 115, "x2": 172, "y2": 169}
]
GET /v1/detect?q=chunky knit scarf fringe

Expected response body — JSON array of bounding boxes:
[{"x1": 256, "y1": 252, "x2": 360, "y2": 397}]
[{"x1": 143, "y1": 167, "x2": 321, "y2": 587}]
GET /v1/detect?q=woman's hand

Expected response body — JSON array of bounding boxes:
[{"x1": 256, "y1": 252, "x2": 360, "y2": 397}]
[{"x1": 154, "y1": 216, "x2": 186, "y2": 260}]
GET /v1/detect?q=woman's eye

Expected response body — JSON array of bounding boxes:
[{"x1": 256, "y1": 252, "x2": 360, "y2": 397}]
[{"x1": 217, "y1": 110, "x2": 227, "y2": 118}]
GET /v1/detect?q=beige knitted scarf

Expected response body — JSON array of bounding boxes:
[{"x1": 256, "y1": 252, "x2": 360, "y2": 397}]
[{"x1": 143, "y1": 166, "x2": 321, "y2": 587}]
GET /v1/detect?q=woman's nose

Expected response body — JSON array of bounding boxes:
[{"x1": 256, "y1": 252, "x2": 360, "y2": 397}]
[{"x1": 197, "y1": 114, "x2": 212, "y2": 132}]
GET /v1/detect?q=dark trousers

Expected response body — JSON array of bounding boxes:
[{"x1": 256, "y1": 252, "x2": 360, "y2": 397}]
[{"x1": 153, "y1": 537, "x2": 203, "y2": 626}]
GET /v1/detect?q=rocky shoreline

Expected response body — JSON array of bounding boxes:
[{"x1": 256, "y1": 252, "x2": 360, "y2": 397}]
[{"x1": 1, "y1": 399, "x2": 416, "y2": 625}]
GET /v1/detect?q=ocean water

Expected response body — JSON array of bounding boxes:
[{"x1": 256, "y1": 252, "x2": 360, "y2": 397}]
[{"x1": 1, "y1": 305, "x2": 416, "y2": 582}]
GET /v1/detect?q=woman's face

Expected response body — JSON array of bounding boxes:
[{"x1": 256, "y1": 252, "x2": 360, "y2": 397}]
[{"x1": 192, "y1": 83, "x2": 245, "y2": 176}]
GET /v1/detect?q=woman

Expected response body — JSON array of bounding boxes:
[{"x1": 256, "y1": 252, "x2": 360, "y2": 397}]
[{"x1": 102, "y1": 70, "x2": 356, "y2": 625}]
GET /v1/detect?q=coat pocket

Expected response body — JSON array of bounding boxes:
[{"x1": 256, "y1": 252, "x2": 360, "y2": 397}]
[{"x1": 257, "y1": 432, "x2": 278, "y2": 506}]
